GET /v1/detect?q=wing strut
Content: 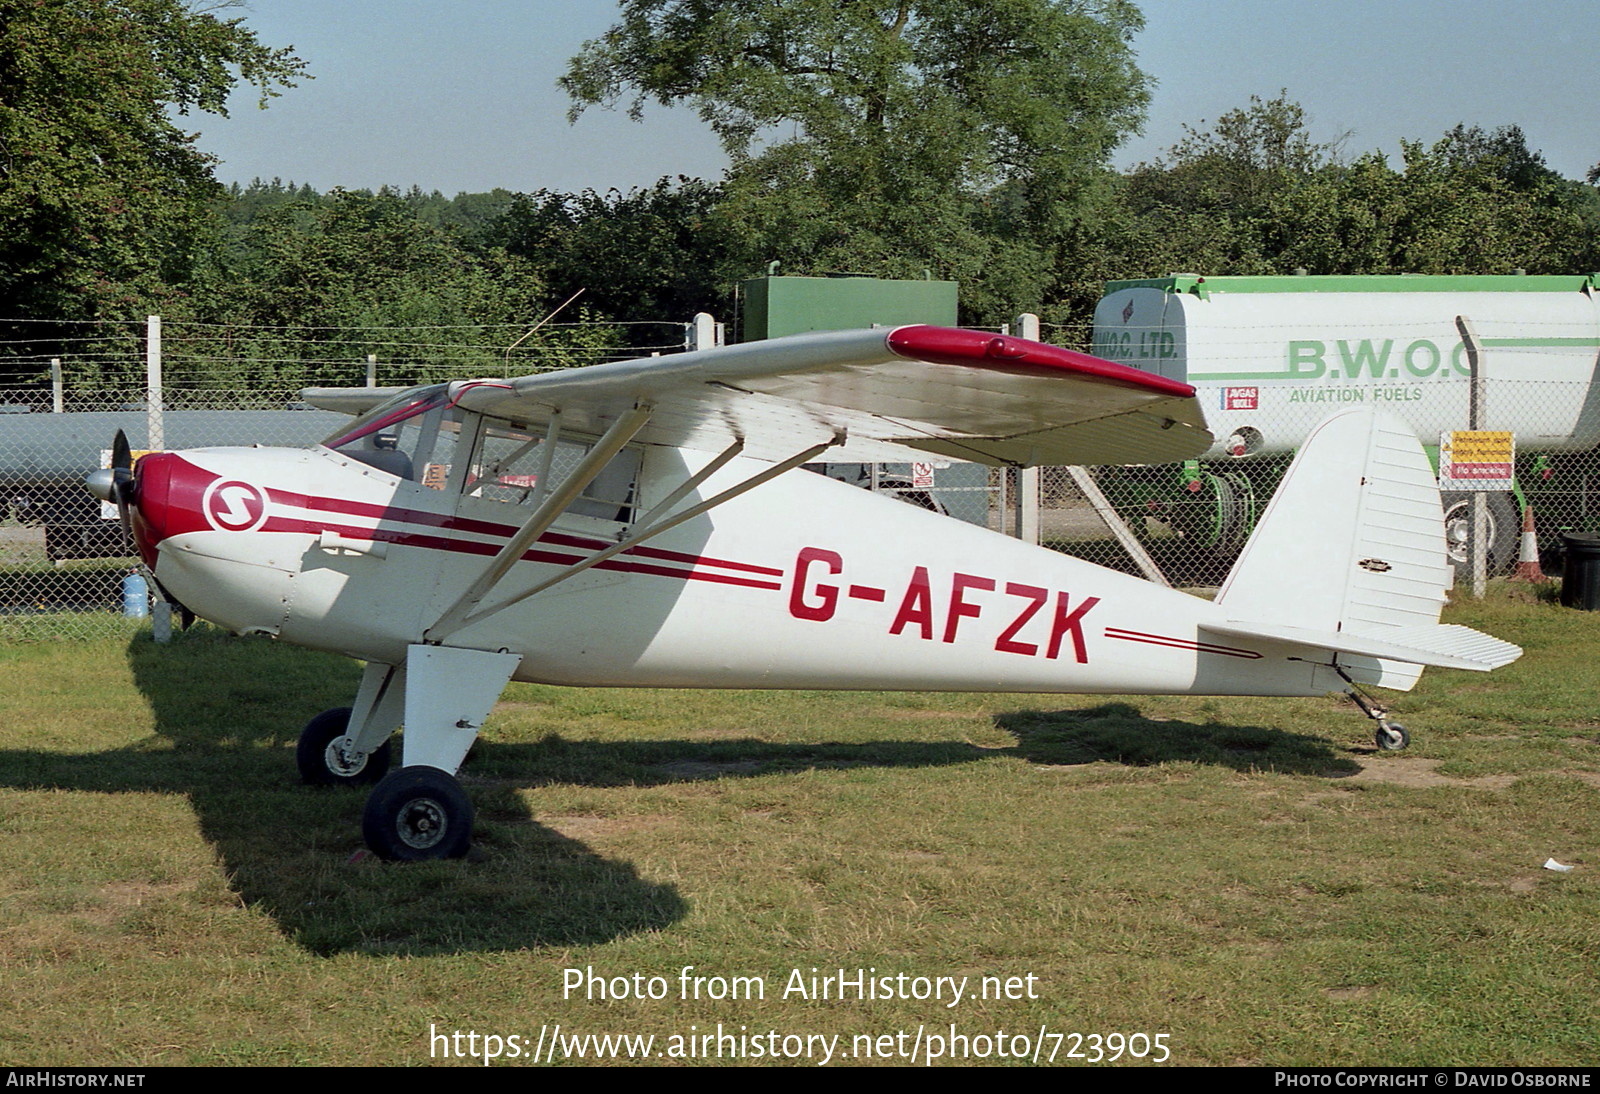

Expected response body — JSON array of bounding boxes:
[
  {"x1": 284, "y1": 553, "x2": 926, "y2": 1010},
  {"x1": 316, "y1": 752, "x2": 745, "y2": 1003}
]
[
  {"x1": 632, "y1": 437, "x2": 745, "y2": 528},
  {"x1": 424, "y1": 403, "x2": 654, "y2": 642},
  {"x1": 430, "y1": 433, "x2": 841, "y2": 640}
]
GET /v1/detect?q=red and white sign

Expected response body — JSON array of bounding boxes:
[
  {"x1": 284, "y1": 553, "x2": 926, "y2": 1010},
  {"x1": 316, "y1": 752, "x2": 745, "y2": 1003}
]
[
  {"x1": 910, "y1": 462, "x2": 935, "y2": 488},
  {"x1": 1224, "y1": 387, "x2": 1259, "y2": 411},
  {"x1": 202, "y1": 480, "x2": 268, "y2": 532}
]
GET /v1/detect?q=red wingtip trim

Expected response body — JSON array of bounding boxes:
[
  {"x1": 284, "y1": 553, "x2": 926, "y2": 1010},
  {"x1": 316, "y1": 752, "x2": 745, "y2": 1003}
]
[{"x1": 885, "y1": 325, "x2": 1195, "y2": 398}]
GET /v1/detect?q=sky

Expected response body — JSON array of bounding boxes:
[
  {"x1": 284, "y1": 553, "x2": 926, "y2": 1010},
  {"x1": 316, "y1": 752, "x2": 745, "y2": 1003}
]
[{"x1": 190, "y1": 1, "x2": 1598, "y2": 196}]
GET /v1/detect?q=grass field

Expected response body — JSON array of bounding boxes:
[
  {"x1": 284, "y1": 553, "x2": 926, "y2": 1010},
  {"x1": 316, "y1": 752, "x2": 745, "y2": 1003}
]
[{"x1": 0, "y1": 585, "x2": 1596, "y2": 1066}]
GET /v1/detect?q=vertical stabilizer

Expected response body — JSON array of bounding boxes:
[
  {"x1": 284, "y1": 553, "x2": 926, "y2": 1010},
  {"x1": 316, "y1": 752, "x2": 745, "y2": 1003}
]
[
  {"x1": 1217, "y1": 407, "x2": 1452, "y2": 634},
  {"x1": 1210, "y1": 408, "x2": 1520, "y2": 689}
]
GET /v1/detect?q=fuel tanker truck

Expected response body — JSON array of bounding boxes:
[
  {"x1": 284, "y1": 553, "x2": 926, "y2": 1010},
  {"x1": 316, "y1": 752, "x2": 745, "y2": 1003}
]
[{"x1": 1090, "y1": 273, "x2": 1600, "y2": 575}]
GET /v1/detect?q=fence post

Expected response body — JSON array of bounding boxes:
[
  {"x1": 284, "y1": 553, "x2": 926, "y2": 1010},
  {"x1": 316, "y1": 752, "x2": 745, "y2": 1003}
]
[
  {"x1": 146, "y1": 315, "x2": 163, "y2": 450},
  {"x1": 689, "y1": 312, "x2": 721, "y2": 351},
  {"x1": 366, "y1": 354, "x2": 377, "y2": 388},
  {"x1": 1456, "y1": 315, "x2": 1487, "y2": 598},
  {"x1": 1012, "y1": 314, "x2": 1042, "y2": 544},
  {"x1": 51, "y1": 358, "x2": 62, "y2": 413}
]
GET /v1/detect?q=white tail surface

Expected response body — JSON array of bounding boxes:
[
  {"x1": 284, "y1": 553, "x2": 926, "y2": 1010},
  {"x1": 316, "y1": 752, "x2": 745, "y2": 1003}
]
[{"x1": 1213, "y1": 407, "x2": 1520, "y2": 687}]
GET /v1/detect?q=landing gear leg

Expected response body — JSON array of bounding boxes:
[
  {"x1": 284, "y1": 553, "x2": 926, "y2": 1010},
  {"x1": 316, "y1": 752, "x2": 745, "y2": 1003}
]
[
  {"x1": 297, "y1": 661, "x2": 405, "y2": 786},
  {"x1": 1338, "y1": 667, "x2": 1411, "y2": 752},
  {"x1": 358, "y1": 645, "x2": 522, "y2": 861}
]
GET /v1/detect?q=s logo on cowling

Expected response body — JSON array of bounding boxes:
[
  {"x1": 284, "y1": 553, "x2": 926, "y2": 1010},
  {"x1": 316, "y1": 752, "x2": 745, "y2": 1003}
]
[{"x1": 202, "y1": 480, "x2": 268, "y2": 532}]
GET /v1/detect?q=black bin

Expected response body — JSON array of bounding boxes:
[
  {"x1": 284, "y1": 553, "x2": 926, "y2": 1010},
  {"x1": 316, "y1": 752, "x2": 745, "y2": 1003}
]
[{"x1": 1559, "y1": 532, "x2": 1600, "y2": 610}]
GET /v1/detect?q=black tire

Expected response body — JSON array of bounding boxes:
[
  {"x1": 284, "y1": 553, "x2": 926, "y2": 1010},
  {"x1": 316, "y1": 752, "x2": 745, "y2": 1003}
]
[
  {"x1": 362, "y1": 767, "x2": 474, "y2": 861},
  {"x1": 1441, "y1": 491, "x2": 1517, "y2": 579},
  {"x1": 1376, "y1": 722, "x2": 1410, "y2": 752},
  {"x1": 296, "y1": 707, "x2": 393, "y2": 787},
  {"x1": 1213, "y1": 470, "x2": 1257, "y2": 554}
]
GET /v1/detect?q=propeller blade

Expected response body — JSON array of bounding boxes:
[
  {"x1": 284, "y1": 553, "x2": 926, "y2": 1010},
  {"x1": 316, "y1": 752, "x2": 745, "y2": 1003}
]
[
  {"x1": 83, "y1": 431, "x2": 138, "y2": 557},
  {"x1": 109, "y1": 431, "x2": 135, "y2": 546},
  {"x1": 112, "y1": 429, "x2": 132, "y2": 473}
]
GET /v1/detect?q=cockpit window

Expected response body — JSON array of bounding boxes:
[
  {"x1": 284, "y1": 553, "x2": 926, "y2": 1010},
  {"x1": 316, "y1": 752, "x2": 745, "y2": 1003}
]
[
  {"x1": 322, "y1": 385, "x2": 448, "y2": 450},
  {"x1": 321, "y1": 386, "x2": 640, "y2": 521},
  {"x1": 468, "y1": 420, "x2": 639, "y2": 522}
]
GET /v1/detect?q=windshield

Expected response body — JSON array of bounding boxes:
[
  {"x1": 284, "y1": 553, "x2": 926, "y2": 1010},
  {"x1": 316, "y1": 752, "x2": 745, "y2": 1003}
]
[
  {"x1": 322, "y1": 384, "x2": 461, "y2": 484},
  {"x1": 321, "y1": 384, "x2": 451, "y2": 451}
]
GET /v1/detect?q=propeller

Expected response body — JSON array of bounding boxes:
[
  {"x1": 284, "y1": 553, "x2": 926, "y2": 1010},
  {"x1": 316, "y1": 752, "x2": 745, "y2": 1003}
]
[
  {"x1": 85, "y1": 429, "x2": 137, "y2": 544},
  {"x1": 83, "y1": 432, "x2": 196, "y2": 630},
  {"x1": 109, "y1": 428, "x2": 135, "y2": 541}
]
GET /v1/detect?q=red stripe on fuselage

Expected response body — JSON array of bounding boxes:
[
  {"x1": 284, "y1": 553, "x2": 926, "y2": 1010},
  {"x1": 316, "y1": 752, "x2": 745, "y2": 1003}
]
[
  {"x1": 263, "y1": 515, "x2": 783, "y2": 591},
  {"x1": 264, "y1": 487, "x2": 782, "y2": 576},
  {"x1": 1103, "y1": 627, "x2": 1263, "y2": 660}
]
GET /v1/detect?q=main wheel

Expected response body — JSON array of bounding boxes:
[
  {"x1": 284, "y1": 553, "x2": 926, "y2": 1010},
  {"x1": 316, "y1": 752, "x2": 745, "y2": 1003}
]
[
  {"x1": 296, "y1": 707, "x2": 392, "y2": 787},
  {"x1": 1442, "y1": 491, "x2": 1517, "y2": 579},
  {"x1": 362, "y1": 767, "x2": 474, "y2": 861}
]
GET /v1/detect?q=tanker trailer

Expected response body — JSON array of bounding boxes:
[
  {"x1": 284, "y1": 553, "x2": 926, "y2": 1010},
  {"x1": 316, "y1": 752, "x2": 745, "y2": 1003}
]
[
  {"x1": 1090, "y1": 273, "x2": 1600, "y2": 576},
  {"x1": 0, "y1": 406, "x2": 346, "y2": 561}
]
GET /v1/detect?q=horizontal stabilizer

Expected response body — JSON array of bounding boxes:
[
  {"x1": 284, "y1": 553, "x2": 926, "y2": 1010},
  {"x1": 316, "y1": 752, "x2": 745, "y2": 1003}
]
[{"x1": 1205, "y1": 621, "x2": 1523, "y2": 672}]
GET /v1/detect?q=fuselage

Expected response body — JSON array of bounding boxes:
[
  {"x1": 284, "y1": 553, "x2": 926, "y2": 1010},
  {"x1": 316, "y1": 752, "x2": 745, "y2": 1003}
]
[{"x1": 129, "y1": 441, "x2": 1331, "y2": 698}]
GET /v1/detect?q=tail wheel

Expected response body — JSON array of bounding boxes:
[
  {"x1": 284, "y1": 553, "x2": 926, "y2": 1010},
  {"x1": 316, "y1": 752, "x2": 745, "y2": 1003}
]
[{"x1": 1376, "y1": 721, "x2": 1410, "y2": 752}]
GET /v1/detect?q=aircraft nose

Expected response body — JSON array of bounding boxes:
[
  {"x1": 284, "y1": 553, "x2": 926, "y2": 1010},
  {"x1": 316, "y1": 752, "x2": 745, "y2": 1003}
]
[{"x1": 128, "y1": 452, "x2": 179, "y2": 569}]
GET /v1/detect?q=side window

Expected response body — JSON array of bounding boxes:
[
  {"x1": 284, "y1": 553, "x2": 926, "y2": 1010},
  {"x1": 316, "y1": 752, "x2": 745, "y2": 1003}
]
[{"x1": 467, "y1": 421, "x2": 640, "y2": 523}]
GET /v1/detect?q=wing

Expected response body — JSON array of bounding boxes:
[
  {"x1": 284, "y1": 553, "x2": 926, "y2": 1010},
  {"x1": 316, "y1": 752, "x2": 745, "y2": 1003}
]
[{"x1": 312, "y1": 325, "x2": 1212, "y2": 466}]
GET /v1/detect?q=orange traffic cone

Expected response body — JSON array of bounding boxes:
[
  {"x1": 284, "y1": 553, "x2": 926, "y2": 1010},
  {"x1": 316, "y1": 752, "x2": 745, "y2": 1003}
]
[{"x1": 1510, "y1": 503, "x2": 1547, "y2": 582}]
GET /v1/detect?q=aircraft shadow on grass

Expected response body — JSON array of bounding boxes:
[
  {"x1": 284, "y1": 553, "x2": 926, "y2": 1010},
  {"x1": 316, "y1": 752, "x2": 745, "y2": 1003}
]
[
  {"x1": 993, "y1": 703, "x2": 1364, "y2": 777},
  {"x1": 4, "y1": 633, "x2": 1354, "y2": 957}
]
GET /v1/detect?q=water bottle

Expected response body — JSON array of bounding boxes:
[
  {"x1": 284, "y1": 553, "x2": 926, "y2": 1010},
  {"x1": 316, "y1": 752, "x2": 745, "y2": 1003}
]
[{"x1": 121, "y1": 569, "x2": 149, "y2": 618}]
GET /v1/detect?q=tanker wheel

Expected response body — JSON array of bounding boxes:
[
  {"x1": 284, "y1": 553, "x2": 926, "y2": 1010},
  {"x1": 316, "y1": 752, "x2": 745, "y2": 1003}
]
[{"x1": 1442, "y1": 491, "x2": 1517, "y2": 579}]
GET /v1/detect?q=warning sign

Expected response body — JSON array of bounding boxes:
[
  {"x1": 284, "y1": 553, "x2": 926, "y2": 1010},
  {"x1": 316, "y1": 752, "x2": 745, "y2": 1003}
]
[{"x1": 1438, "y1": 430, "x2": 1514, "y2": 490}]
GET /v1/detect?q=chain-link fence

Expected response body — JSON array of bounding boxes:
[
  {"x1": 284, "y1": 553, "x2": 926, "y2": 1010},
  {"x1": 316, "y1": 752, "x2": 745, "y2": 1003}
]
[
  {"x1": 0, "y1": 316, "x2": 700, "y2": 639},
  {"x1": 3, "y1": 315, "x2": 1588, "y2": 639},
  {"x1": 1023, "y1": 376, "x2": 1595, "y2": 589}
]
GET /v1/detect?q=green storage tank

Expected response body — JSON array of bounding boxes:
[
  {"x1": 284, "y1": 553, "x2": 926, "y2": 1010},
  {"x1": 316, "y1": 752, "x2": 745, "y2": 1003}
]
[{"x1": 739, "y1": 274, "x2": 957, "y2": 341}]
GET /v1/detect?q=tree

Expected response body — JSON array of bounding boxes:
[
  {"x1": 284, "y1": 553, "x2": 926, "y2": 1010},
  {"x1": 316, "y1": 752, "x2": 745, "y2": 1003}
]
[
  {"x1": 1104, "y1": 99, "x2": 1596, "y2": 286},
  {"x1": 183, "y1": 190, "x2": 549, "y2": 388},
  {"x1": 484, "y1": 177, "x2": 738, "y2": 323},
  {"x1": 563, "y1": 0, "x2": 1149, "y2": 323},
  {"x1": 0, "y1": 0, "x2": 305, "y2": 346}
]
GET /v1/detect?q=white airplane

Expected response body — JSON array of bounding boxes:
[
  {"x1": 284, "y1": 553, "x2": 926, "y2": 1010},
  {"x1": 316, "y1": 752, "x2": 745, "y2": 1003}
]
[{"x1": 87, "y1": 325, "x2": 1521, "y2": 861}]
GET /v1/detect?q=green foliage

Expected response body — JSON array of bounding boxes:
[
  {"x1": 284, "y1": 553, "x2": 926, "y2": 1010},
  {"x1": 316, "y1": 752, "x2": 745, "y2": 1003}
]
[
  {"x1": 1103, "y1": 97, "x2": 1598, "y2": 286},
  {"x1": 485, "y1": 177, "x2": 738, "y2": 323},
  {"x1": 565, "y1": 0, "x2": 1149, "y2": 325},
  {"x1": 171, "y1": 189, "x2": 552, "y2": 389},
  {"x1": 0, "y1": 0, "x2": 304, "y2": 326}
]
